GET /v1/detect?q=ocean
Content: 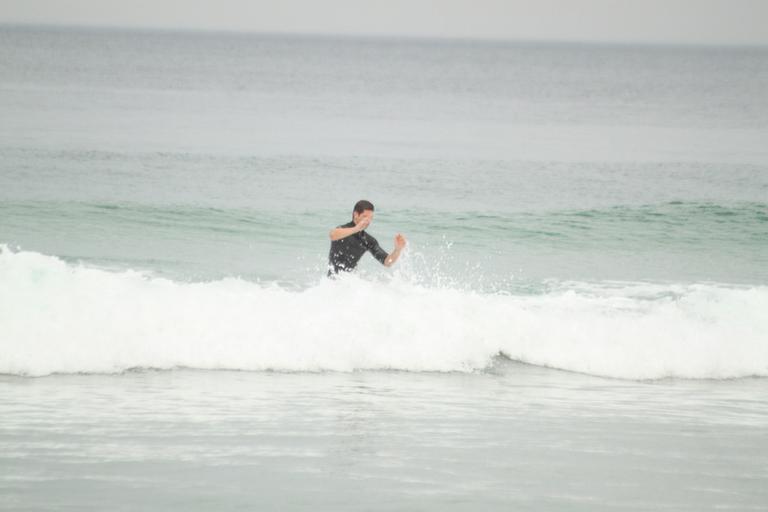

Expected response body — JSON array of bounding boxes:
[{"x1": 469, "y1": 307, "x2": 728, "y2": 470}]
[{"x1": 1, "y1": 25, "x2": 767, "y2": 510}]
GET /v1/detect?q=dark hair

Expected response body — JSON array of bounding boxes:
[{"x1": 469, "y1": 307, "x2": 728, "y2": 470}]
[{"x1": 353, "y1": 200, "x2": 374, "y2": 214}]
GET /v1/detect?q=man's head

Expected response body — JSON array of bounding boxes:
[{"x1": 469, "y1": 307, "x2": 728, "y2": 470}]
[{"x1": 352, "y1": 199, "x2": 374, "y2": 225}]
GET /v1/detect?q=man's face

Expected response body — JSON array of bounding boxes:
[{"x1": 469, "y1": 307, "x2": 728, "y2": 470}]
[{"x1": 353, "y1": 209, "x2": 374, "y2": 225}]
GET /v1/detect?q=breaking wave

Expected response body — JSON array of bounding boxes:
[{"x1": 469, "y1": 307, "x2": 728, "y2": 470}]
[{"x1": 1, "y1": 246, "x2": 766, "y2": 379}]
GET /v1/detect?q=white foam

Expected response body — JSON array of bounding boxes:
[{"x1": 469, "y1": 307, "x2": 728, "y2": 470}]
[{"x1": 1, "y1": 246, "x2": 766, "y2": 379}]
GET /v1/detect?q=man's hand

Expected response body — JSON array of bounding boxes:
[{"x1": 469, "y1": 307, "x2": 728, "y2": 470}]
[
  {"x1": 384, "y1": 234, "x2": 407, "y2": 267},
  {"x1": 330, "y1": 215, "x2": 371, "y2": 241},
  {"x1": 355, "y1": 216, "x2": 371, "y2": 231}
]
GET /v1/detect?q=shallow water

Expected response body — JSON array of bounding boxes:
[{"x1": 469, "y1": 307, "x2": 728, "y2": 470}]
[{"x1": 2, "y1": 365, "x2": 767, "y2": 511}]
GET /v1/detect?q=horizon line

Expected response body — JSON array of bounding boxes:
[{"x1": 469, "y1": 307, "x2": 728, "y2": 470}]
[{"x1": 3, "y1": 21, "x2": 768, "y2": 50}]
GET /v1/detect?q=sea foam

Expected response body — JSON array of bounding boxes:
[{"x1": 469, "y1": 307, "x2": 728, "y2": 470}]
[{"x1": 1, "y1": 246, "x2": 766, "y2": 379}]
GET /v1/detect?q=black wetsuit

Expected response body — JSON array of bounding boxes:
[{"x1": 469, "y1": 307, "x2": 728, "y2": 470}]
[{"x1": 328, "y1": 221, "x2": 389, "y2": 275}]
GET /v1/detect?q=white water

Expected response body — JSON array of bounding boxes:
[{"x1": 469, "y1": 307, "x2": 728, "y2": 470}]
[{"x1": 2, "y1": 246, "x2": 766, "y2": 379}]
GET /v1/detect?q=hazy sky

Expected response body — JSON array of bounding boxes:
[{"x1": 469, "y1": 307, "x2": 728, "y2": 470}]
[{"x1": 1, "y1": 0, "x2": 766, "y2": 45}]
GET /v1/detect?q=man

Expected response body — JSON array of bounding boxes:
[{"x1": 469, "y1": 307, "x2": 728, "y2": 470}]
[{"x1": 328, "y1": 200, "x2": 406, "y2": 275}]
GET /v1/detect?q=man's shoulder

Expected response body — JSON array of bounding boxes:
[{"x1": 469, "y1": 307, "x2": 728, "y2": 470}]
[
  {"x1": 338, "y1": 221, "x2": 355, "y2": 228},
  {"x1": 361, "y1": 231, "x2": 380, "y2": 246}
]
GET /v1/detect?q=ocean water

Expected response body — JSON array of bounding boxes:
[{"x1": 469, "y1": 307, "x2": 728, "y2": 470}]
[{"x1": 1, "y1": 25, "x2": 767, "y2": 510}]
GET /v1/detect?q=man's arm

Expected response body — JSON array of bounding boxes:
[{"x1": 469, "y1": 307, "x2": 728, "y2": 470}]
[
  {"x1": 329, "y1": 218, "x2": 369, "y2": 241},
  {"x1": 384, "y1": 234, "x2": 407, "y2": 267}
]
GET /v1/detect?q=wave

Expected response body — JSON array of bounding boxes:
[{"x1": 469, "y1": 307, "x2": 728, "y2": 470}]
[
  {"x1": 3, "y1": 200, "x2": 766, "y2": 238},
  {"x1": 1, "y1": 245, "x2": 766, "y2": 379}
]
